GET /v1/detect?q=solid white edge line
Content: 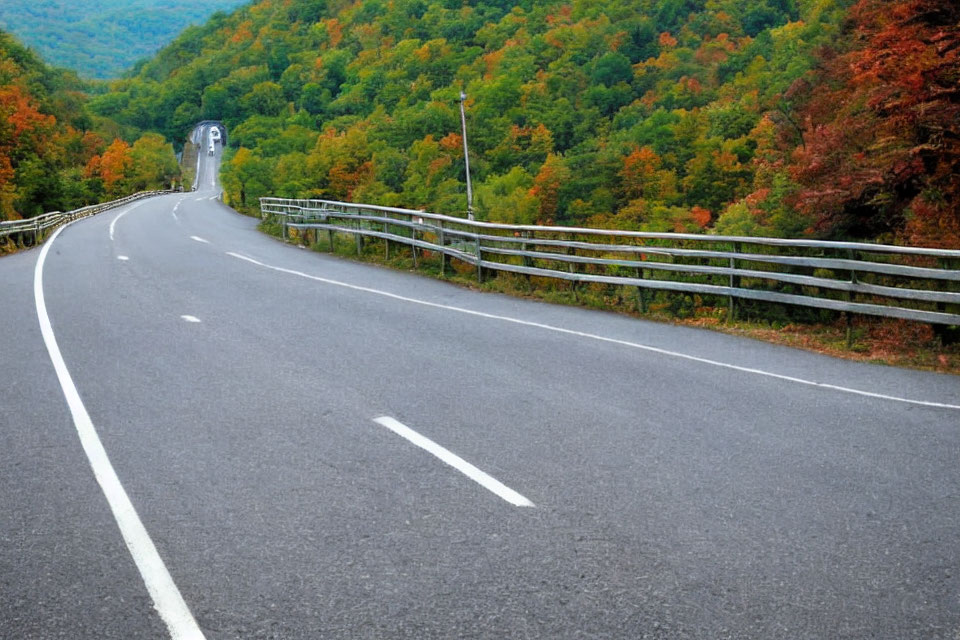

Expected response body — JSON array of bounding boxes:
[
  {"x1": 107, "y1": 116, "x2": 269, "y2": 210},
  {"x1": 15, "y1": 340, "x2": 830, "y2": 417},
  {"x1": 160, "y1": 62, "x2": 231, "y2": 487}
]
[
  {"x1": 226, "y1": 251, "x2": 960, "y2": 411},
  {"x1": 193, "y1": 140, "x2": 201, "y2": 191},
  {"x1": 374, "y1": 417, "x2": 535, "y2": 507},
  {"x1": 36, "y1": 223, "x2": 206, "y2": 640}
]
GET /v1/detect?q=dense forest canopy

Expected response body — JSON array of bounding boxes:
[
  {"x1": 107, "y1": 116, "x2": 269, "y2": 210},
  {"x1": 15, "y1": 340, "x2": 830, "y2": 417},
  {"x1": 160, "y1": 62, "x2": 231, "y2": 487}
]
[
  {"x1": 93, "y1": 0, "x2": 837, "y2": 235},
  {"x1": 0, "y1": 0, "x2": 249, "y2": 79},
  {"x1": 7, "y1": 0, "x2": 957, "y2": 247},
  {"x1": 0, "y1": 30, "x2": 179, "y2": 221}
]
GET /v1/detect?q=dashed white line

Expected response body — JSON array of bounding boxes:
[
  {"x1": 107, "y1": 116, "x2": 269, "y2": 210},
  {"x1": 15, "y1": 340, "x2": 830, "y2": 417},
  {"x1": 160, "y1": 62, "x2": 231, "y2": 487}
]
[
  {"x1": 180, "y1": 315, "x2": 202, "y2": 323},
  {"x1": 117, "y1": 255, "x2": 129, "y2": 261},
  {"x1": 190, "y1": 236, "x2": 209, "y2": 244},
  {"x1": 374, "y1": 417, "x2": 535, "y2": 507},
  {"x1": 226, "y1": 251, "x2": 960, "y2": 411},
  {"x1": 35, "y1": 223, "x2": 206, "y2": 640}
]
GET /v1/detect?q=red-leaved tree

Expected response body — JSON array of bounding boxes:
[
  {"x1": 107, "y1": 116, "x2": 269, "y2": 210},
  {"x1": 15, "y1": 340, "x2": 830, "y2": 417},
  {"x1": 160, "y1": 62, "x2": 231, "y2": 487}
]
[{"x1": 788, "y1": 0, "x2": 960, "y2": 246}]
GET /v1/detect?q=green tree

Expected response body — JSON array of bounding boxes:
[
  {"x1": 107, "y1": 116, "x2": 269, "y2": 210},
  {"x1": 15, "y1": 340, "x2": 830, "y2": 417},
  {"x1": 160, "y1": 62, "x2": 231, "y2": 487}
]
[
  {"x1": 129, "y1": 133, "x2": 179, "y2": 191},
  {"x1": 242, "y1": 82, "x2": 287, "y2": 117},
  {"x1": 221, "y1": 146, "x2": 272, "y2": 208}
]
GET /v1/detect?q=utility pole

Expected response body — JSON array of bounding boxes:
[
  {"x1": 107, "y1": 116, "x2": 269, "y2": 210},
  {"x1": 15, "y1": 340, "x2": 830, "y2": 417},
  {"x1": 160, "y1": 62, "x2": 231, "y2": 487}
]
[{"x1": 459, "y1": 91, "x2": 474, "y2": 221}]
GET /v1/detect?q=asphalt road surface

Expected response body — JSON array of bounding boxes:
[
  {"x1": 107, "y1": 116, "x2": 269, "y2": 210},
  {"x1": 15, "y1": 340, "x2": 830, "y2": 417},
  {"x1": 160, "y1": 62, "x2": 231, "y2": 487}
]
[{"x1": 2, "y1": 127, "x2": 959, "y2": 639}]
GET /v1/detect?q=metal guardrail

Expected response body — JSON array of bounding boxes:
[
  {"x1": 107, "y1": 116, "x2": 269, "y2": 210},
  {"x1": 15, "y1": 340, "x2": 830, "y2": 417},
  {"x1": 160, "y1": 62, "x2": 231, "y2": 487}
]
[
  {"x1": 260, "y1": 197, "x2": 960, "y2": 326},
  {"x1": 0, "y1": 191, "x2": 169, "y2": 249}
]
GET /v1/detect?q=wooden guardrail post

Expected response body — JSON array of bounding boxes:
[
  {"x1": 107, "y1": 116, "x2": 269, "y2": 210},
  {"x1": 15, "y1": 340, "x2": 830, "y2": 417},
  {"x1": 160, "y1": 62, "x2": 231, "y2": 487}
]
[
  {"x1": 935, "y1": 258, "x2": 960, "y2": 344},
  {"x1": 384, "y1": 217, "x2": 391, "y2": 259},
  {"x1": 846, "y1": 249, "x2": 857, "y2": 348},
  {"x1": 411, "y1": 220, "x2": 419, "y2": 268},
  {"x1": 438, "y1": 220, "x2": 446, "y2": 277},
  {"x1": 635, "y1": 267, "x2": 648, "y2": 313},
  {"x1": 728, "y1": 241, "x2": 740, "y2": 322},
  {"x1": 475, "y1": 234, "x2": 483, "y2": 283},
  {"x1": 521, "y1": 231, "x2": 533, "y2": 289}
]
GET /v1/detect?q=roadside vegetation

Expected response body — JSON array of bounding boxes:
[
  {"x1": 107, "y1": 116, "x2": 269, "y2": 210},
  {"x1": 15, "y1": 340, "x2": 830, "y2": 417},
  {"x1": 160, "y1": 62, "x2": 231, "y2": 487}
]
[{"x1": 0, "y1": 30, "x2": 180, "y2": 230}]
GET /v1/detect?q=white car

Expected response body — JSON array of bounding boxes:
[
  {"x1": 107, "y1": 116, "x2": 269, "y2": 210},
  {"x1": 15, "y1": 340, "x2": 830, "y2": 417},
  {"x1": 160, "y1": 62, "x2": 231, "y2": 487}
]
[
  {"x1": 209, "y1": 128, "x2": 221, "y2": 143},
  {"x1": 208, "y1": 142, "x2": 216, "y2": 156}
]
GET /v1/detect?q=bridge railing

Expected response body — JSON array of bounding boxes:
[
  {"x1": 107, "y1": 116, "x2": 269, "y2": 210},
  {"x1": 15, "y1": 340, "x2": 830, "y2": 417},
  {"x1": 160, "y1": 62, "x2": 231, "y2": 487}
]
[
  {"x1": 0, "y1": 191, "x2": 169, "y2": 250},
  {"x1": 260, "y1": 197, "x2": 960, "y2": 326}
]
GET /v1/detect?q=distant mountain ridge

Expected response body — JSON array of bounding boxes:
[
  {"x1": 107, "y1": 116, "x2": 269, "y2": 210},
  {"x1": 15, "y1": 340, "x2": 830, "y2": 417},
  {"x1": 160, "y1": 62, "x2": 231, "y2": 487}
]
[{"x1": 0, "y1": 0, "x2": 249, "y2": 79}]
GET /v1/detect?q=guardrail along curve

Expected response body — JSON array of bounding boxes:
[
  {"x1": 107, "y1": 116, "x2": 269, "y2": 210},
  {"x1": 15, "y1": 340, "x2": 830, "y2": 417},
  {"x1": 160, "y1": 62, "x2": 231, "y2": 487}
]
[
  {"x1": 0, "y1": 191, "x2": 170, "y2": 250},
  {"x1": 260, "y1": 197, "x2": 960, "y2": 327}
]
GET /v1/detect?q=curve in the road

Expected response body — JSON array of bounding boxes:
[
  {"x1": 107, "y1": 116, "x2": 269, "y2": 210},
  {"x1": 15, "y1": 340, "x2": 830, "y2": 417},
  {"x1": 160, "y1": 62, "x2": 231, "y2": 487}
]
[
  {"x1": 7, "y1": 136, "x2": 959, "y2": 639},
  {"x1": 226, "y1": 251, "x2": 960, "y2": 412},
  {"x1": 34, "y1": 217, "x2": 206, "y2": 640}
]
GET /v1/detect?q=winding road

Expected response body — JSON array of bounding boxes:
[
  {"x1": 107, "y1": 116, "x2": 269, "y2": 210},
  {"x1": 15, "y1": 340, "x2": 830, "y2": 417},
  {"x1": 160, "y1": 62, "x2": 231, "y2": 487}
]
[{"x1": 2, "y1": 125, "x2": 959, "y2": 639}]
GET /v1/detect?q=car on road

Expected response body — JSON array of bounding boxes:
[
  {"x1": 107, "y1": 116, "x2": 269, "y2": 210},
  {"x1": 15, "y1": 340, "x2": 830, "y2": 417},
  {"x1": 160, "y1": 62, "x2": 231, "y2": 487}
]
[
  {"x1": 208, "y1": 142, "x2": 215, "y2": 156},
  {"x1": 210, "y1": 128, "x2": 221, "y2": 143}
]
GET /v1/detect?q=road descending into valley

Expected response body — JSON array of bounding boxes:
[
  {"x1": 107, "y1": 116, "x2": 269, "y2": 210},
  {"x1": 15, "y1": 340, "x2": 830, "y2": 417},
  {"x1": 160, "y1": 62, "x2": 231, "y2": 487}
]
[{"x1": 2, "y1": 126, "x2": 960, "y2": 639}]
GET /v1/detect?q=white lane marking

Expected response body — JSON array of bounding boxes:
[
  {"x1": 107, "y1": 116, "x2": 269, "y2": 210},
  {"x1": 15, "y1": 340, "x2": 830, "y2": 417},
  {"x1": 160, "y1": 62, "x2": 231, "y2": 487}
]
[
  {"x1": 109, "y1": 210, "x2": 126, "y2": 242},
  {"x1": 108, "y1": 200, "x2": 146, "y2": 242},
  {"x1": 180, "y1": 315, "x2": 201, "y2": 323},
  {"x1": 227, "y1": 251, "x2": 960, "y2": 411},
  {"x1": 117, "y1": 255, "x2": 129, "y2": 261},
  {"x1": 190, "y1": 236, "x2": 209, "y2": 244},
  {"x1": 193, "y1": 144, "x2": 201, "y2": 191},
  {"x1": 172, "y1": 202, "x2": 180, "y2": 223},
  {"x1": 35, "y1": 224, "x2": 206, "y2": 640},
  {"x1": 374, "y1": 417, "x2": 535, "y2": 507}
]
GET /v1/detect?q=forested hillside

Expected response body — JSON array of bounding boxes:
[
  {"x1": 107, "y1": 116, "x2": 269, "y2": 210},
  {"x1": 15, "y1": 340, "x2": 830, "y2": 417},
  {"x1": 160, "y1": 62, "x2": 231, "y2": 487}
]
[
  {"x1": 0, "y1": 0, "x2": 249, "y2": 79},
  {"x1": 91, "y1": 0, "x2": 959, "y2": 246},
  {"x1": 0, "y1": 30, "x2": 178, "y2": 221}
]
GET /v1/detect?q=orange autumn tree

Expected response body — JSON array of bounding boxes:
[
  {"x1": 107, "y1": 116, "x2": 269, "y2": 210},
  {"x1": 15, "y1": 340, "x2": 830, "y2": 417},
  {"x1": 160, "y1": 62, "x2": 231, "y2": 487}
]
[
  {"x1": 530, "y1": 153, "x2": 570, "y2": 223},
  {"x1": 96, "y1": 138, "x2": 134, "y2": 196},
  {"x1": 620, "y1": 146, "x2": 671, "y2": 202},
  {"x1": 0, "y1": 84, "x2": 57, "y2": 219}
]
